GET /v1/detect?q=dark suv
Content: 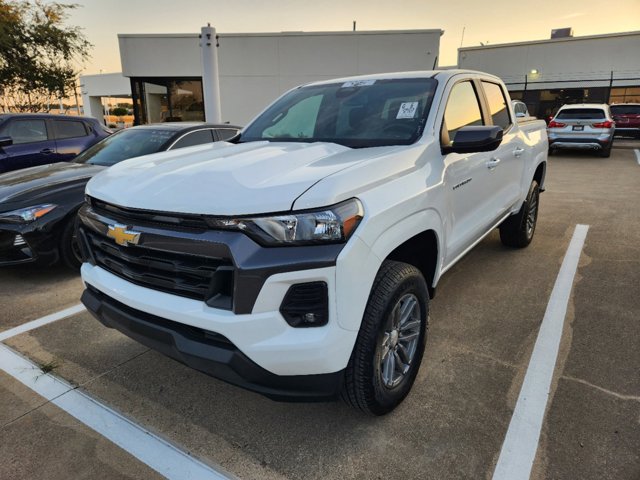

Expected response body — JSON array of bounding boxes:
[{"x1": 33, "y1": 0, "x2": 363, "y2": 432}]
[
  {"x1": 610, "y1": 104, "x2": 640, "y2": 138},
  {"x1": 0, "y1": 113, "x2": 111, "y2": 174}
]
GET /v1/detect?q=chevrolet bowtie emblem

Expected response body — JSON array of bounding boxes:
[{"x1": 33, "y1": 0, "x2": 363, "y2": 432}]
[{"x1": 107, "y1": 224, "x2": 141, "y2": 247}]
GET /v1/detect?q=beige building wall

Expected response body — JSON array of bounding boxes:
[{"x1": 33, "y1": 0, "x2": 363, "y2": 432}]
[{"x1": 118, "y1": 30, "x2": 443, "y2": 125}]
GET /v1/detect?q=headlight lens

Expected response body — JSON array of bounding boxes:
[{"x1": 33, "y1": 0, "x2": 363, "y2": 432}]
[
  {"x1": 0, "y1": 204, "x2": 57, "y2": 223},
  {"x1": 210, "y1": 198, "x2": 364, "y2": 246}
]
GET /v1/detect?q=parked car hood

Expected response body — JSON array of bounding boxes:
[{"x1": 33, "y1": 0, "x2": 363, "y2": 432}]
[
  {"x1": 0, "y1": 162, "x2": 105, "y2": 206},
  {"x1": 86, "y1": 141, "x2": 407, "y2": 215}
]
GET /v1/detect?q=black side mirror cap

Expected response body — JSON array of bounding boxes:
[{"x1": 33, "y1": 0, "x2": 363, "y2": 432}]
[
  {"x1": 0, "y1": 136, "x2": 13, "y2": 148},
  {"x1": 443, "y1": 126, "x2": 503, "y2": 154}
]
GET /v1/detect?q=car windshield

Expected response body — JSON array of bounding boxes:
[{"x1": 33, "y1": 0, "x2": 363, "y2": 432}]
[
  {"x1": 240, "y1": 78, "x2": 438, "y2": 148},
  {"x1": 611, "y1": 105, "x2": 640, "y2": 115},
  {"x1": 556, "y1": 109, "x2": 606, "y2": 120},
  {"x1": 74, "y1": 128, "x2": 175, "y2": 166}
]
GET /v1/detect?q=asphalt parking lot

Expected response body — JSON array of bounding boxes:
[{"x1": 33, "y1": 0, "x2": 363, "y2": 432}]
[{"x1": 1, "y1": 143, "x2": 639, "y2": 480}]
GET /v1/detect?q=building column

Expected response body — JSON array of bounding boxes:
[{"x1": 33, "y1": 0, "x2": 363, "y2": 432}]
[{"x1": 200, "y1": 24, "x2": 222, "y2": 123}]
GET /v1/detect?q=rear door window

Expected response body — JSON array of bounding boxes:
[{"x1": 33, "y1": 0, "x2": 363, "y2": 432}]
[
  {"x1": 5, "y1": 119, "x2": 48, "y2": 144},
  {"x1": 556, "y1": 109, "x2": 606, "y2": 119},
  {"x1": 482, "y1": 82, "x2": 511, "y2": 130},
  {"x1": 216, "y1": 128, "x2": 239, "y2": 140},
  {"x1": 54, "y1": 119, "x2": 88, "y2": 139},
  {"x1": 171, "y1": 129, "x2": 215, "y2": 149}
]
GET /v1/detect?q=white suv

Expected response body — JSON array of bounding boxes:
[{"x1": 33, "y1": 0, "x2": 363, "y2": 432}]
[{"x1": 547, "y1": 104, "x2": 615, "y2": 157}]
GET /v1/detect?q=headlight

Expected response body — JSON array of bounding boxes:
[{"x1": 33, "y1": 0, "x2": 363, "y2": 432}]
[
  {"x1": 0, "y1": 204, "x2": 57, "y2": 223},
  {"x1": 210, "y1": 198, "x2": 364, "y2": 246}
]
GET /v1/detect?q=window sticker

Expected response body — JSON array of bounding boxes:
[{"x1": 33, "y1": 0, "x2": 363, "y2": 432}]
[
  {"x1": 396, "y1": 102, "x2": 419, "y2": 119},
  {"x1": 342, "y1": 79, "x2": 376, "y2": 88}
]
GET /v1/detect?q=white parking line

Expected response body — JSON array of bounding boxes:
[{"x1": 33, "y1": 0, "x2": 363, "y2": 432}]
[
  {"x1": 492, "y1": 224, "x2": 589, "y2": 480},
  {"x1": 0, "y1": 343, "x2": 231, "y2": 480},
  {"x1": 634, "y1": 149, "x2": 640, "y2": 165},
  {"x1": 0, "y1": 305, "x2": 231, "y2": 479},
  {"x1": 0, "y1": 303, "x2": 85, "y2": 342}
]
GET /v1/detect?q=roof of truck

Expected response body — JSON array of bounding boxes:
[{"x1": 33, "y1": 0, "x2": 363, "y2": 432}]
[{"x1": 304, "y1": 69, "x2": 501, "y2": 87}]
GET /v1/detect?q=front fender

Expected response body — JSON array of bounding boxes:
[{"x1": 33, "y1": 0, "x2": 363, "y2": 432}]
[{"x1": 335, "y1": 208, "x2": 443, "y2": 331}]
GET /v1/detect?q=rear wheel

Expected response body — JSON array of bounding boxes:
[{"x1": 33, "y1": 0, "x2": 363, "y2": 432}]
[
  {"x1": 342, "y1": 260, "x2": 429, "y2": 415},
  {"x1": 499, "y1": 179, "x2": 540, "y2": 248},
  {"x1": 60, "y1": 214, "x2": 82, "y2": 269},
  {"x1": 599, "y1": 143, "x2": 612, "y2": 158}
]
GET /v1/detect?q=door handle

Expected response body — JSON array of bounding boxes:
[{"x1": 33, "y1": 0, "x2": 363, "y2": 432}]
[
  {"x1": 487, "y1": 157, "x2": 501, "y2": 170},
  {"x1": 40, "y1": 148, "x2": 54, "y2": 154},
  {"x1": 513, "y1": 147, "x2": 525, "y2": 157}
]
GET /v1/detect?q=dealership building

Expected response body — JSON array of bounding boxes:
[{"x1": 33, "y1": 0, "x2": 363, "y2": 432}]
[
  {"x1": 458, "y1": 30, "x2": 640, "y2": 119},
  {"x1": 81, "y1": 28, "x2": 640, "y2": 125},
  {"x1": 82, "y1": 29, "x2": 443, "y2": 126}
]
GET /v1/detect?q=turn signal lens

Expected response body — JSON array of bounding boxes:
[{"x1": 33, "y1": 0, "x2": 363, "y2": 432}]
[
  {"x1": 548, "y1": 121, "x2": 566, "y2": 128},
  {"x1": 592, "y1": 121, "x2": 613, "y2": 128}
]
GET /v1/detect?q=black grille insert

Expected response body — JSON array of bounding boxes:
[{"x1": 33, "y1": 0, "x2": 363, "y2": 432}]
[{"x1": 83, "y1": 229, "x2": 233, "y2": 306}]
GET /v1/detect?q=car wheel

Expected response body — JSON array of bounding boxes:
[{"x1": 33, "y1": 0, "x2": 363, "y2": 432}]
[
  {"x1": 599, "y1": 144, "x2": 612, "y2": 158},
  {"x1": 499, "y1": 179, "x2": 540, "y2": 248},
  {"x1": 548, "y1": 146, "x2": 555, "y2": 156},
  {"x1": 342, "y1": 260, "x2": 429, "y2": 415},
  {"x1": 60, "y1": 213, "x2": 82, "y2": 269}
]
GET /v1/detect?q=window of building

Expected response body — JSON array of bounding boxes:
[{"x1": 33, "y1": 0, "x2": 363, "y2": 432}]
[
  {"x1": 54, "y1": 120, "x2": 87, "y2": 139},
  {"x1": 610, "y1": 87, "x2": 640, "y2": 104},
  {"x1": 482, "y1": 81, "x2": 511, "y2": 130},
  {"x1": 443, "y1": 81, "x2": 484, "y2": 145},
  {"x1": 5, "y1": 119, "x2": 48, "y2": 144},
  {"x1": 131, "y1": 78, "x2": 205, "y2": 125},
  {"x1": 171, "y1": 129, "x2": 215, "y2": 149}
]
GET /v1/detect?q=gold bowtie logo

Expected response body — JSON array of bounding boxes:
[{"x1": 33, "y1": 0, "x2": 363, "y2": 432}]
[{"x1": 107, "y1": 224, "x2": 141, "y2": 247}]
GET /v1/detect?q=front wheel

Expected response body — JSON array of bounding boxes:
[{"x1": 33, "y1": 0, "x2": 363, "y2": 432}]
[
  {"x1": 60, "y1": 214, "x2": 82, "y2": 269},
  {"x1": 342, "y1": 260, "x2": 429, "y2": 415},
  {"x1": 499, "y1": 179, "x2": 540, "y2": 248}
]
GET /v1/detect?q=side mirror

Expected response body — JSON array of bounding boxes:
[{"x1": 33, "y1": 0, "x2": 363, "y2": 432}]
[
  {"x1": 0, "y1": 136, "x2": 12, "y2": 148},
  {"x1": 444, "y1": 126, "x2": 503, "y2": 154}
]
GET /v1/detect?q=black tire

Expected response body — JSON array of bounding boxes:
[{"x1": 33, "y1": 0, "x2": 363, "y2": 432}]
[
  {"x1": 59, "y1": 213, "x2": 82, "y2": 269},
  {"x1": 548, "y1": 146, "x2": 555, "y2": 156},
  {"x1": 599, "y1": 144, "x2": 612, "y2": 158},
  {"x1": 499, "y1": 179, "x2": 540, "y2": 248},
  {"x1": 342, "y1": 260, "x2": 429, "y2": 415}
]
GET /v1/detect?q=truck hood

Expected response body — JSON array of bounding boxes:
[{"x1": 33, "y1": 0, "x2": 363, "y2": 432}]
[
  {"x1": 86, "y1": 141, "x2": 405, "y2": 215},
  {"x1": 0, "y1": 162, "x2": 105, "y2": 206}
]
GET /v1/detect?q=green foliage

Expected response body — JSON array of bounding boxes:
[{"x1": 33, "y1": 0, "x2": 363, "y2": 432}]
[
  {"x1": 0, "y1": 0, "x2": 92, "y2": 112},
  {"x1": 111, "y1": 106, "x2": 128, "y2": 117}
]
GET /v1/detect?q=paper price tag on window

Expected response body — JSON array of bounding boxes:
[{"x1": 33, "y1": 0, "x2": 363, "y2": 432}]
[
  {"x1": 342, "y1": 80, "x2": 376, "y2": 88},
  {"x1": 396, "y1": 102, "x2": 419, "y2": 119}
]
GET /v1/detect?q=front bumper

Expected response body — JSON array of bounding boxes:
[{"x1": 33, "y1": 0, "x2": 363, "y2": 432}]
[
  {"x1": 0, "y1": 222, "x2": 60, "y2": 266},
  {"x1": 81, "y1": 284, "x2": 345, "y2": 401}
]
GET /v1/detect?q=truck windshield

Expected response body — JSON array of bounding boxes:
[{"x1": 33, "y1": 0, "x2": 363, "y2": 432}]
[{"x1": 240, "y1": 78, "x2": 438, "y2": 148}]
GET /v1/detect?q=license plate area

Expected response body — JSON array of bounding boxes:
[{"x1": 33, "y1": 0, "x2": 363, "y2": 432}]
[{"x1": 572, "y1": 125, "x2": 584, "y2": 131}]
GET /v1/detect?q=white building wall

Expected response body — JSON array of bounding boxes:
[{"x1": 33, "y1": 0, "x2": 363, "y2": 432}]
[
  {"x1": 458, "y1": 31, "x2": 640, "y2": 90},
  {"x1": 118, "y1": 30, "x2": 442, "y2": 125},
  {"x1": 80, "y1": 72, "x2": 131, "y2": 118}
]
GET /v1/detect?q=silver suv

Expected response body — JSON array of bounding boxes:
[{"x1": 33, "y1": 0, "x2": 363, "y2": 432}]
[{"x1": 547, "y1": 104, "x2": 615, "y2": 157}]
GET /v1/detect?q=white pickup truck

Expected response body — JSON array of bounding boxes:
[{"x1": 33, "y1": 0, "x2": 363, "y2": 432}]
[{"x1": 78, "y1": 70, "x2": 548, "y2": 415}]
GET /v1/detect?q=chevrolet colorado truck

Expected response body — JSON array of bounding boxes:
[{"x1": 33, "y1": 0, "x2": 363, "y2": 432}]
[{"x1": 78, "y1": 70, "x2": 548, "y2": 415}]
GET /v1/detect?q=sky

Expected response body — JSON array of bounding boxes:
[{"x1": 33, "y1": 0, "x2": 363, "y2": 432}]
[{"x1": 67, "y1": 0, "x2": 640, "y2": 74}]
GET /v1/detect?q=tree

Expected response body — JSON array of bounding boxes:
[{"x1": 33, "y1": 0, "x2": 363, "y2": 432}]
[
  {"x1": 111, "y1": 106, "x2": 127, "y2": 117},
  {"x1": 0, "y1": 1, "x2": 91, "y2": 112}
]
